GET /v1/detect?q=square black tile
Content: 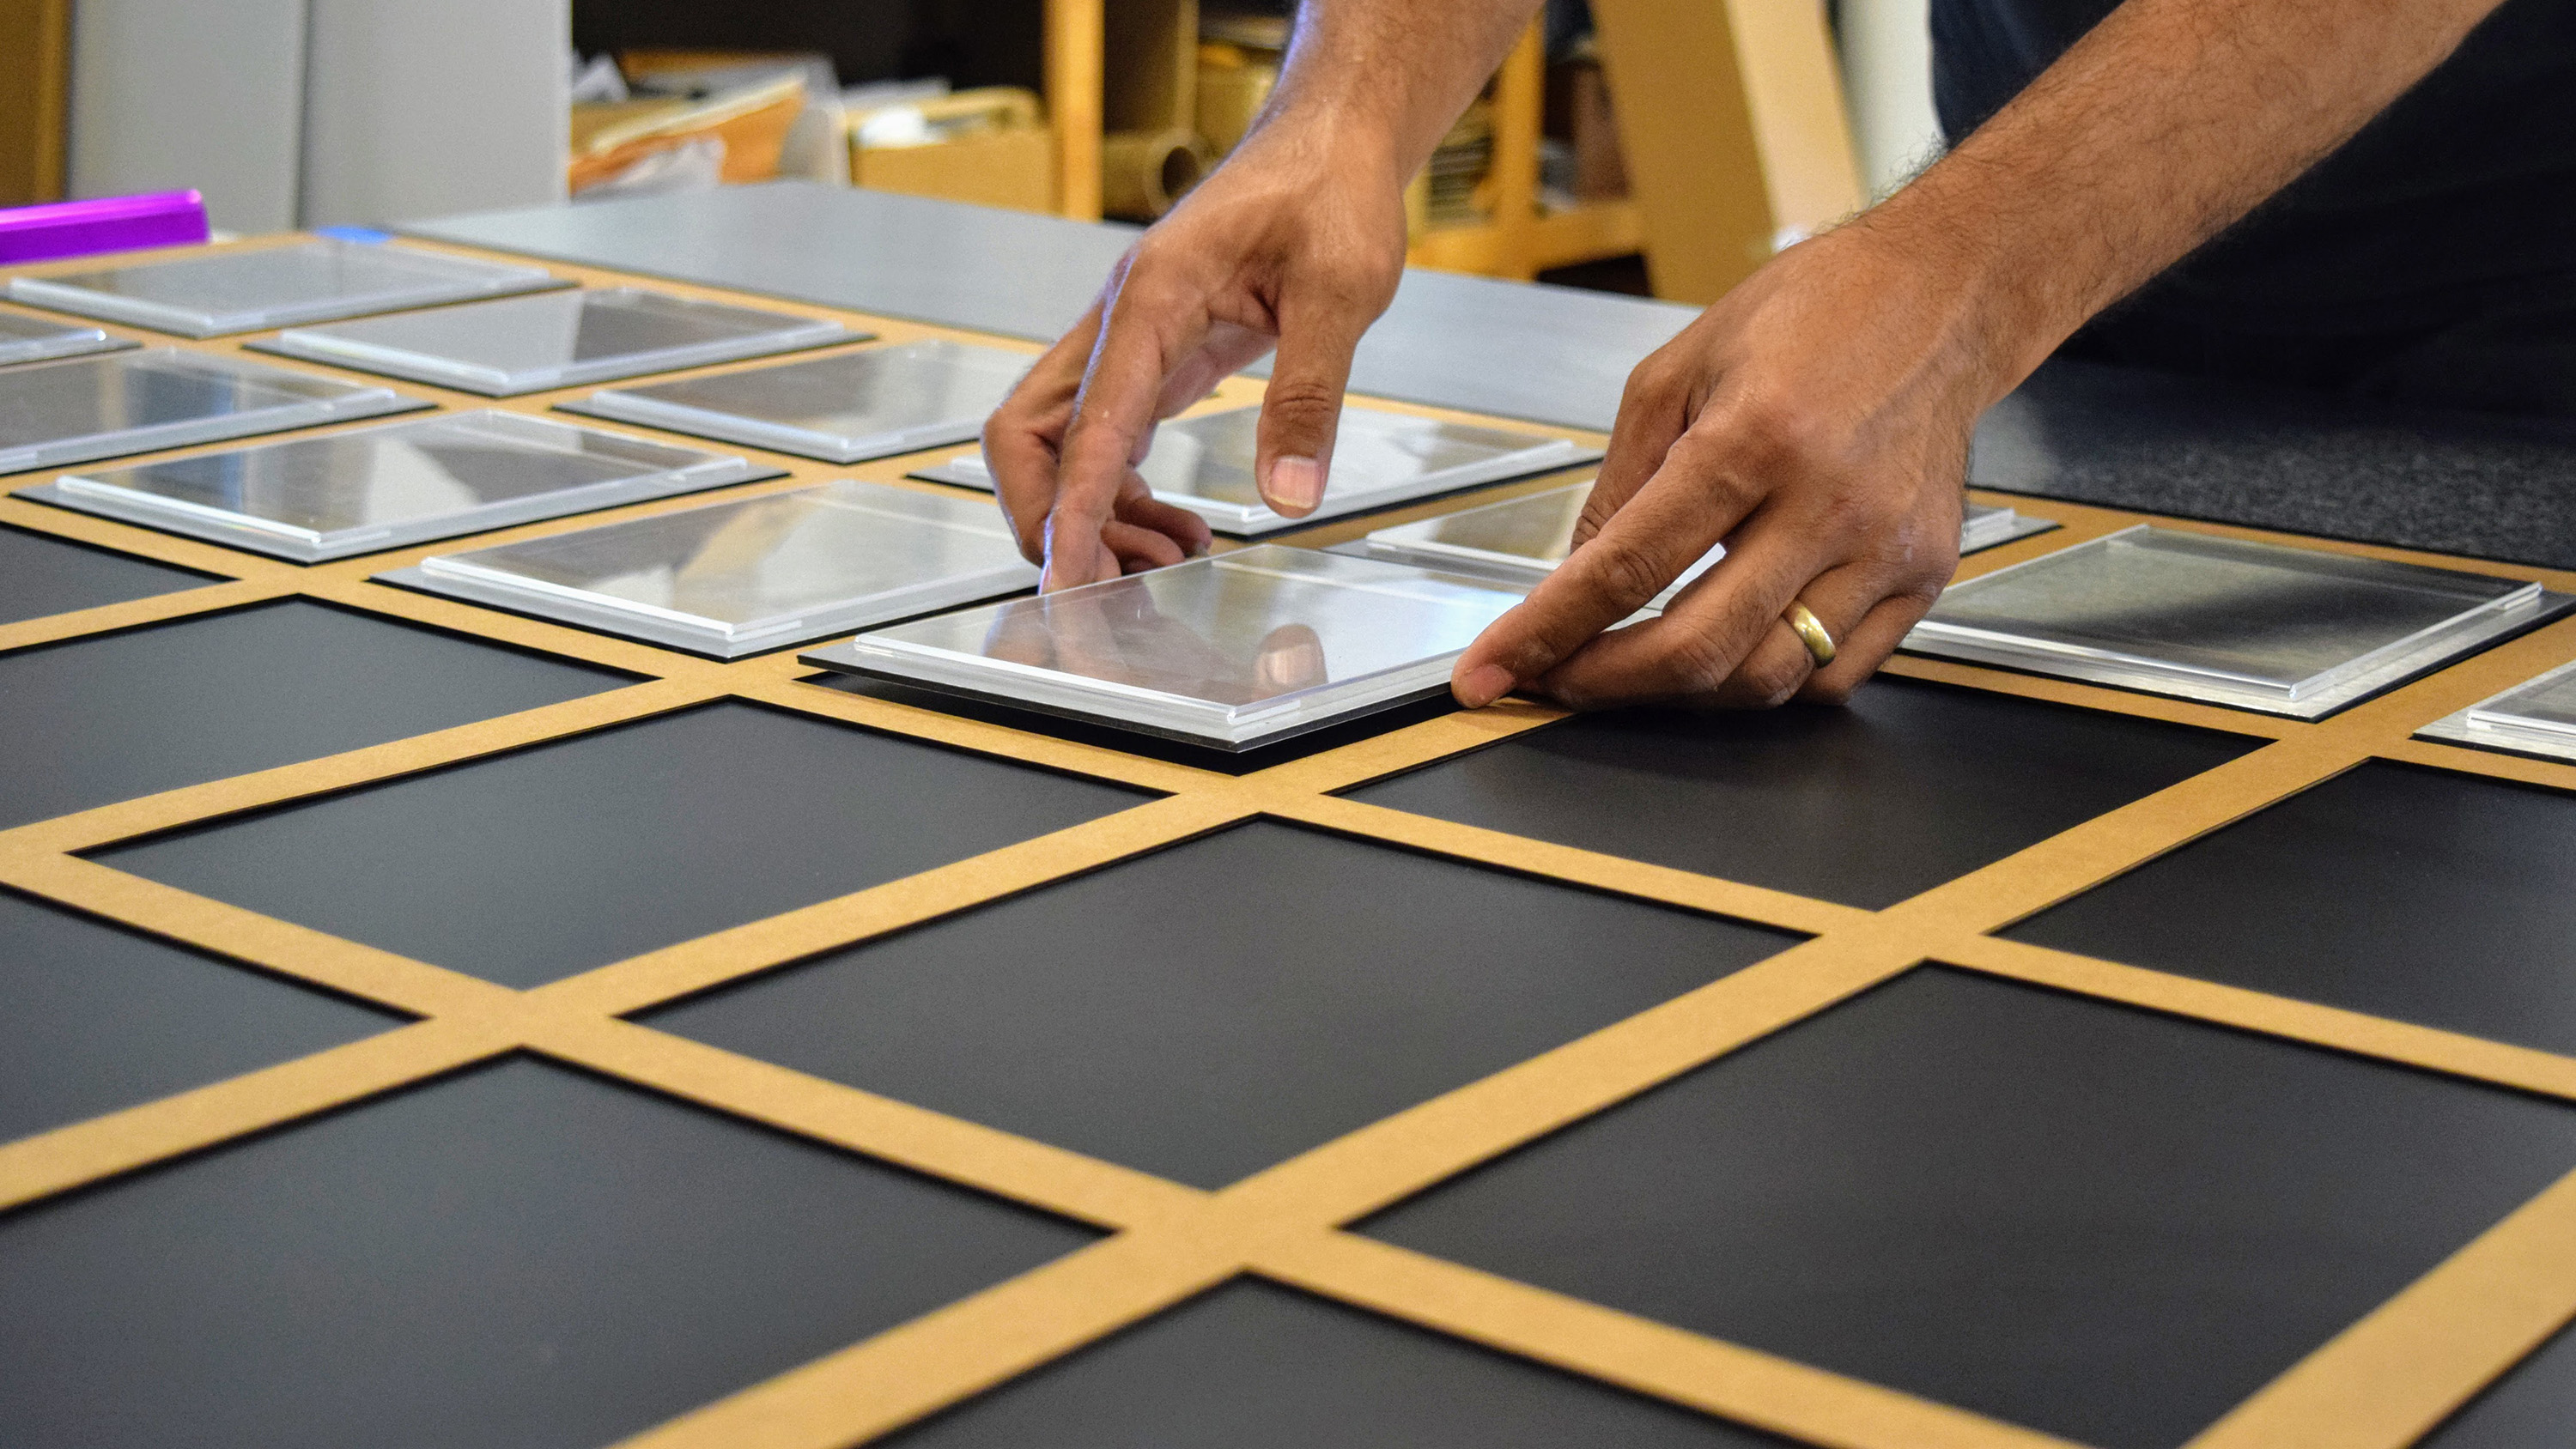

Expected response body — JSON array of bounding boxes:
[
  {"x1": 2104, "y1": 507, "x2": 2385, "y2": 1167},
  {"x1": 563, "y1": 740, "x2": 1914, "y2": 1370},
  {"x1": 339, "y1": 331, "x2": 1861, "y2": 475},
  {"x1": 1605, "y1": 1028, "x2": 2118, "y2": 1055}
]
[
  {"x1": 1360, "y1": 967, "x2": 2576, "y2": 1449},
  {"x1": 877, "y1": 1278, "x2": 1792, "y2": 1447},
  {"x1": 1348, "y1": 678, "x2": 2260, "y2": 907},
  {"x1": 647, "y1": 821, "x2": 1795, "y2": 1187},
  {"x1": 0, "y1": 888, "x2": 401, "y2": 1143},
  {"x1": 98, "y1": 702, "x2": 1148, "y2": 988},
  {"x1": 0, "y1": 1057, "x2": 1094, "y2": 1449},
  {"x1": 0, "y1": 599, "x2": 632, "y2": 830},
  {"x1": 2006, "y1": 762, "x2": 2576, "y2": 1057},
  {"x1": 2421, "y1": 1317, "x2": 2576, "y2": 1447},
  {"x1": 0, "y1": 524, "x2": 220, "y2": 626}
]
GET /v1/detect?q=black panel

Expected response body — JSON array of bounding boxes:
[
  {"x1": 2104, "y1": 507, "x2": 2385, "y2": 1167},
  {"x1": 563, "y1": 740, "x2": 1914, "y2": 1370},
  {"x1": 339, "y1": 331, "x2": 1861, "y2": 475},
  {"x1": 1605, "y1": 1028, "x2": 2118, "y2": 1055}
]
[
  {"x1": 0, "y1": 888, "x2": 399, "y2": 1143},
  {"x1": 0, "y1": 524, "x2": 218, "y2": 626},
  {"x1": 2008, "y1": 762, "x2": 2576, "y2": 1058},
  {"x1": 878, "y1": 1279, "x2": 1791, "y2": 1447},
  {"x1": 1350, "y1": 679, "x2": 2258, "y2": 908},
  {"x1": 0, "y1": 601, "x2": 631, "y2": 830},
  {"x1": 2421, "y1": 1318, "x2": 2576, "y2": 1447},
  {"x1": 805, "y1": 673, "x2": 1462, "y2": 776},
  {"x1": 648, "y1": 821, "x2": 1794, "y2": 1187},
  {"x1": 100, "y1": 702, "x2": 1146, "y2": 988},
  {"x1": 0, "y1": 1058, "x2": 1093, "y2": 1449},
  {"x1": 1362, "y1": 967, "x2": 2576, "y2": 1449}
]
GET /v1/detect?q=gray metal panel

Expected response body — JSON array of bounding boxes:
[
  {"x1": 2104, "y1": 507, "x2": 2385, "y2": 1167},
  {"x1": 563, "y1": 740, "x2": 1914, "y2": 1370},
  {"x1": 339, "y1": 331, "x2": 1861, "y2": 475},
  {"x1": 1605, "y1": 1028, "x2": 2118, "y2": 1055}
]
[
  {"x1": 404, "y1": 183, "x2": 1141, "y2": 345},
  {"x1": 1292, "y1": 266, "x2": 1692, "y2": 431},
  {"x1": 404, "y1": 183, "x2": 1697, "y2": 430}
]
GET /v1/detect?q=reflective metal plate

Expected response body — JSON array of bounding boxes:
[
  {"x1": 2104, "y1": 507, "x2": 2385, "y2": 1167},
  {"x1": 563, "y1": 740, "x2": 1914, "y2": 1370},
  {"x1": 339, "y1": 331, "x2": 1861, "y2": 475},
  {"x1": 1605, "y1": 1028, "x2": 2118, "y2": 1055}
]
[
  {"x1": 0, "y1": 309, "x2": 136, "y2": 367},
  {"x1": 0, "y1": 348, "x2": 416, "y2": 475},
  {"x1": 23, "y1": 410, "x2": 765, "y2": 561},
  {"x1": 805, "y1": 545, "x2": 1528, "y2": 748},
  {"x1": 561, "y1": 339, "x2": 1030, "y2": 463},
  {"x1": 252, "y1": 288, "x2": 855, "y2": 396},
  {"x1": 2418, "y1": 658, "x2": 2576, "y2": 762},
  {"x1": 5, "y1": 239, "x2": 560, "y2": 337},
  {"x1": 1907, "y1": 525, "x2": 2556, "y2": 716},
  {"x1": 384, "y1": 479, "x2": 1036, "y2": 657}
]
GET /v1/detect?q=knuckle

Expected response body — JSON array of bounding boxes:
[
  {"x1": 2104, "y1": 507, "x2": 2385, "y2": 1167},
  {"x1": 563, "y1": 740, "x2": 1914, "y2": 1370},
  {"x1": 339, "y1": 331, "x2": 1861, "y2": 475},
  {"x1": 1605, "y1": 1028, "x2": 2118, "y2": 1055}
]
[
  {"x1": 1588, "y1": 537, "x2": 1676, "y2": 607},
  {"x1": 1621, "y1": 354, "x2": 1680, "y2": 409},
  {"x1": 1659, "y1": 628, "x2": 1741, "y2": 697},
  {"x1": 1259, "y1": 379, "x2": 1343, "y2": 436},
  {"x1": 1738, "y1": 652, "x2": 1810, "y2": 708}
]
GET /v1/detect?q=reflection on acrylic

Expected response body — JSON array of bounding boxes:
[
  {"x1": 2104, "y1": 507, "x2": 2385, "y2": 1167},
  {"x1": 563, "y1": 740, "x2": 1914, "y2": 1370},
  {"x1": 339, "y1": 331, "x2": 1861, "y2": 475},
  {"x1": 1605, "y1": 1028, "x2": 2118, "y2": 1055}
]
[
  {"x1": 814, "y1": 546, "x2": 1528, "y2": 746},
  {"x1": 256, "y1": 288, "x2": 851, "y2": 395},
  {"x1": 39, "y1": 410, "x2": 754, "y2": 558},
  {"x1": 398, "y1": 480, "x2": 1037, "y2": 655},
  {"x1": 1910, "y1": 525, "x2": 2552, "y2": 715},
  {"x1": 564, "y1": 339, "x2": 1030, "y2": 463},
  {"x1": 5, "y1": 239, "x2": 557, "y2": 336},
  {"x1": 0, "y1": 348, "x2": 410, "y2": 473}
]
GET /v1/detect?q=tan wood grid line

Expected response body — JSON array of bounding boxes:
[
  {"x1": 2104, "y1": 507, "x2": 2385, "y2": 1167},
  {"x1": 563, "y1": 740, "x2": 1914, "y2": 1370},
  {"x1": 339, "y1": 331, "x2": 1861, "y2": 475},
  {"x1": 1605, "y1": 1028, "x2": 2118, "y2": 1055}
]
[
  {"x1": 3, "y1": 239, "x2": 2574, "y2": 1449},
  {"x1": 1253, "y1": 1232, "x2": 2093, "y2": 1449}
]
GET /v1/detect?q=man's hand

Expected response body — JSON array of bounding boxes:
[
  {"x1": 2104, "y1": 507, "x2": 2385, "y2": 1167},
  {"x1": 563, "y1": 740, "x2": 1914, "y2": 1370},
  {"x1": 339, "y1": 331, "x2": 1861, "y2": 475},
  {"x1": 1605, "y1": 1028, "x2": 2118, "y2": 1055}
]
[
  {"x1": 1453, "y1": 0, "x2": 2510, "y2": 713},
  {"x1": 983, "y1": 0, "x2": 1539, "y2": 593},
  {"x1": 984, "y1": 128, "x2": 1408, "y2": 591},
  {"x1": 1451, "y1": 221, "x2": 1981, "y2": 711}
]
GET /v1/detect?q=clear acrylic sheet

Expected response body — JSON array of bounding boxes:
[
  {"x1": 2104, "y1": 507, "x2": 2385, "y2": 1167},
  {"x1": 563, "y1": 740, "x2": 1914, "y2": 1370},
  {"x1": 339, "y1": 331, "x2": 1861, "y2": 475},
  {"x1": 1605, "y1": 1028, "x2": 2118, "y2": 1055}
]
[
  {"x1": 911, "y1": 404, "x2": 1601, "y2": 535},
  {"x1": 22, "y1": 410, "x2": 766, "y2": 561},
  {"x1": 1905, "y1": 524, "x2": 2557, "y2": 716},
  {"x1": 2417, "y1": 658, "x2": 2576, "y2": 762},
  {"x1": 5, "y1": 239, "x2": 560, "y2": 337},
  {"x1": 0, "y1": 309, "x2": 135, "y2": 367},
  {"x1": 252, "y1": 287, "x2": 854, "y2": 396},
  {"x1": 1361, "y1": 483, "x2": 2050, "y2": 604},
  {"x1": 560, "y1": 339, "x2": 1031, "y2": 463},
  {"x1": 805, "y1": 545, "x2": 1528, "y2": 748},
  {"x1": 0, "y1": 347, "x2": 416, "y2": 475},
  {"x1": 383, "y1": 479, "x2": 1037, "y2": 658}
]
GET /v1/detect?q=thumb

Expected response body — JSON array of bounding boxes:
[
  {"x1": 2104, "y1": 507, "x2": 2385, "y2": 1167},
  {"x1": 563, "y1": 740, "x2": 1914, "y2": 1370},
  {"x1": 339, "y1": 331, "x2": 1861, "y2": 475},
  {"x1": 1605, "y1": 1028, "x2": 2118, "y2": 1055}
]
[{"x1": 1255, "y1": 300, "x2": 1371, "y2": 518}]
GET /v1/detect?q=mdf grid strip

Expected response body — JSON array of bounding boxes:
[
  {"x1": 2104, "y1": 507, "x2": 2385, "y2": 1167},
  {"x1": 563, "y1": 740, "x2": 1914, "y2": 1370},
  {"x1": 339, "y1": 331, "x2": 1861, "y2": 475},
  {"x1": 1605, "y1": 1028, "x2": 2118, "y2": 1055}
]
[{"x1": 3, "y1": 239, "x2": 2574, "y2": 1449}]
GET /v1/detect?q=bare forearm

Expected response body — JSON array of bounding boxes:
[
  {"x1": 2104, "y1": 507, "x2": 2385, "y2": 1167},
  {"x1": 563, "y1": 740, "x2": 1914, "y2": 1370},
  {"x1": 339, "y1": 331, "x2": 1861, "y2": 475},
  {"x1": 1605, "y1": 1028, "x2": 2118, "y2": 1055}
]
[
  {"x1": 1874, "y1": 0, "x2": 2509, "y2": 401},
  {"x1": 1249, "y1": 0, "x2": 1541, "y2": 176}
]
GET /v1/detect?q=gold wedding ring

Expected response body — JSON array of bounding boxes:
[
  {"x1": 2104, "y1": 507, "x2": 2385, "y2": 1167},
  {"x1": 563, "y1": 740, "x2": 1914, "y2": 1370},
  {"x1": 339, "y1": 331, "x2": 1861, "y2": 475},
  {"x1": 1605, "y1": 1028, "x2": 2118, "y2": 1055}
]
[{"x1": 1785, "y1": 602, "x2": 1837, "y2": 666}]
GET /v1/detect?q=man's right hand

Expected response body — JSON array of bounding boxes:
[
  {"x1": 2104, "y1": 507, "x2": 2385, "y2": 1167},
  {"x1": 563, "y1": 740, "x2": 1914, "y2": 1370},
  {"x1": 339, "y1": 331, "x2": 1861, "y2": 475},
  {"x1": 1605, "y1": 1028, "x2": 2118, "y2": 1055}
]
[{"x1": 985, "y1": 123, "x2": 1412, "y2": 591}]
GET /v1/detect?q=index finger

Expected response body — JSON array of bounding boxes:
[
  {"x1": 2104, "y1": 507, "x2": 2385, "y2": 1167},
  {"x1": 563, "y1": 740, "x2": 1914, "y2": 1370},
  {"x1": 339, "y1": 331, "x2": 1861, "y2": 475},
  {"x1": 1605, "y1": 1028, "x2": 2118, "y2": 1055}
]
[
  {"x1": 1449, "y1": 432, "x2": 1756, "y2": 706},
  {"x1": 1044, "y1": 259, "x2": 1214, "y2": 591},
  {"x1": 986, "y1": 303, "x2": 1102, "y2": 564}
]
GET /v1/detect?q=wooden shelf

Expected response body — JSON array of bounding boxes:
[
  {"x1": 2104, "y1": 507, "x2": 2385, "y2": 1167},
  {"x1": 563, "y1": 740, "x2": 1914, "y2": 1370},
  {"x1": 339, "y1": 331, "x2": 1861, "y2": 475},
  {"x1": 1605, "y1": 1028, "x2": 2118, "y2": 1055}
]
[{"x1": 1406, "y1": 198, "x2": 1645, "y2": 279}]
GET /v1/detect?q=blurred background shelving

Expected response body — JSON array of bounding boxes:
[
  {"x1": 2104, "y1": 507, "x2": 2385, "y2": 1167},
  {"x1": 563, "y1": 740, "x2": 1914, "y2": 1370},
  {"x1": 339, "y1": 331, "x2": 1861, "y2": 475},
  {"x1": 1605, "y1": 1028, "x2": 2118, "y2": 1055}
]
[{"x1": 3, "y1": 0, "x2": 1939, "y2": 304}]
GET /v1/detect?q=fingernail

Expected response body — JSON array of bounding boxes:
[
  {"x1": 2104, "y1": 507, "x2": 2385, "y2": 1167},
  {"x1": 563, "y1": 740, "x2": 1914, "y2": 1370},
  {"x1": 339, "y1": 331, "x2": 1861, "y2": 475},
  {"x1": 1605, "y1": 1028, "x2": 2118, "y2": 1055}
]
[
  {"x1": 1456, "y1": 664, "x2": 1515, "y2": 708},
  {"x1": 1267, "y1": 456, "x2": 1321, "y2": 512}
]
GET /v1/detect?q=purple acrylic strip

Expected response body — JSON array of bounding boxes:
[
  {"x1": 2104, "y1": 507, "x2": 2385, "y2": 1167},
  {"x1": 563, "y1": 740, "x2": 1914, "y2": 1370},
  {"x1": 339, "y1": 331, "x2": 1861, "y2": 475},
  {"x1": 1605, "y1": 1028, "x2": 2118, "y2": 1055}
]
[{"x1": 0, "y1": 190, "x2": 210, "y2": 265}]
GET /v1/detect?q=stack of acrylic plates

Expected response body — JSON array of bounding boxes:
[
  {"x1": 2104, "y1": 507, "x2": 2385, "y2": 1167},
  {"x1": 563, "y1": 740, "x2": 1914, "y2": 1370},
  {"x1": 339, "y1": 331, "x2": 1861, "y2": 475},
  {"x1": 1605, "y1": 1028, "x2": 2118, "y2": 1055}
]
[
  {"x1": 1905, "y1": 525, "x2": 2561, "y2": 716},
  {"x1": 805, "y1": 545, "x2": 1528, "y2": 749},
  {"x1": 561, "y1": 339, "x2": 1030, "y2": 464},
  {"x1": 21, "y1": 411, "x2": 769, "y2": 562},
  {"x1": 0, "y1": 310, "x2": 134, "y2": 367},
  {"x1": 2418, "y1": 658, "x2": 2576, "y2": 763},
  {"x1": 385, "y1": 480, "x2": 1038, "y2": 658},
  {"x1": 253, "y1": 288, "x2": 854, "y2": 396},
  {"x1": 0, "y1": 348, "x2": 416, "y2": 474},
  {"x1": 6, "y1": 238, "x2": 560, "y2": 337}
]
